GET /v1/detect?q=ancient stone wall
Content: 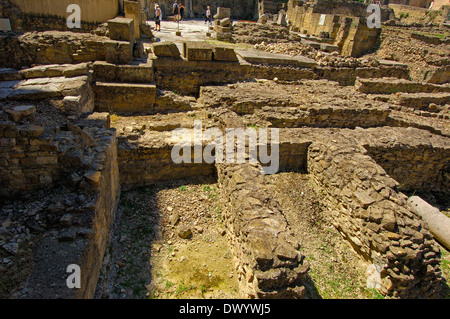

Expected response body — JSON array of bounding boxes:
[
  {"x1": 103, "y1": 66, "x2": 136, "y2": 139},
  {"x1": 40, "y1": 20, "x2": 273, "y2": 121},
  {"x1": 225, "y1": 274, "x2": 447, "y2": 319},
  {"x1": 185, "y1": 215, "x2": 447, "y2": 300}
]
[
  {"x1": 77, "y1": 128, "x2": 120, "y2": 298},
  {"x1": 217, "y1": 162, "x2": 310, "y2": 298},
  {"x1": 306, "y1": 129, "x2": 443, "y2": 298},
  {"x1": 153, "y1": 54, "x2": 408, "y2": 96},
  {"x1": 363, "y1": 142, "x2": 450, "y2": 195},
  {"x1": 0, "y1": 121, "x2": 60, "y2": 197},
  {"x1": 286, "y1": 0, "x2": 390, "y2": 57},
  {"x1": 0, "y1": 31, "x2": 109, "y2": 69},
  {"x1": 0, "y1": 111, "x2": 121, "y2": 299},
  {"x1": 117, "y1": 133, "x2": 216, "y2": 190}
]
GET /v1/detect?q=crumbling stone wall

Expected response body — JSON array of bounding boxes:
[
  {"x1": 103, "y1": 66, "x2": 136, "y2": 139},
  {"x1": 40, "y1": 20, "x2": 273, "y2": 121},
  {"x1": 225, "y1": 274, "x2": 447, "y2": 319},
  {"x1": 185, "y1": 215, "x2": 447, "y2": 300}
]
[
  {"x1": 286, "y1": 0, "x2": 389, "y2": 57},
  {"x1": 217, "y1": 162, "x2": 310, "y2": 298},
  {"x1": 117, "y1": 134, "x2": 216, "y2": 190},
  {"x1": 0, "y1": 121, "x2": 60, "y2": 197},
  {"x1": 0, "y1": 31, "x2": 109, "y2": 69},
  {"x1": 306, "y1": 130, "x2": 443, "y2": 298},
  {"x1": 363, "y1": 140, "x2": 450, "y2": 195},
  {"x1": 0, "y1": 112, "x2": 121, "y2": 299}
]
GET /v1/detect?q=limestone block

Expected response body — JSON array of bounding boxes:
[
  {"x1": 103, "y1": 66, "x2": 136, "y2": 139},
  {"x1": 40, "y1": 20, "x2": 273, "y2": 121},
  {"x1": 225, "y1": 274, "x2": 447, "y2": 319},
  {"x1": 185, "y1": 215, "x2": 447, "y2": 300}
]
[
  {"x1": 94, "y1": 82, "x2": 156, "y2": 112},
  {"x1": 213, "y1": 46, "x2": 238, "y2": 62},
  {"x1": 93, "y1": 61, "x2": 154, "y2": 84},
  {"x1": 5, "y1": 105, "x2": 36, "y2": 122},
  {"x1": 63, "y1": 96, "x2": 82, "y2": 115},
  {"x1": 124, "y1": 0, "x2": 141, "y2": 39},
  {"x1": 152, "y1": 42, "x2": 181, "y2": 58},
  {"x1": 20, "y1": 65, "x2": 65, "y2": 79},
  {"x1": 277, "y1": 12, "x2": 287, "y2": 26},
  {"x1": 63, "y1": 63, "x2": 90, "y2": 78},
  {"x1": 214, "y1": 7, "x2": 231, "y2": 20},
  {"x1": 215, "y1": 26, "x2": 232, "y2": 33},
  {"x1": 183, "y1": 42, "x2": 213, "y2": 61},
  {"x1": 216, "y1": 32, "x2": 233, "y2": 42},
  {"x1": 220, "y1": 18, "x2": 231, "y2": 27},
  {"x1": 107, "y1": 17, "x2": 135, "y2": 42},
  {"x1": 105, "y1": 40, "x2": 133, "y2": 65}
]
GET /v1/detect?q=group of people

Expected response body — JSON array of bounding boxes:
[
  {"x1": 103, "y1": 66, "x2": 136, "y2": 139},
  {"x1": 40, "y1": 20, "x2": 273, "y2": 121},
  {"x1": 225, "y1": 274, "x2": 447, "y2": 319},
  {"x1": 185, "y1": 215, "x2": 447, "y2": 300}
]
[{"x1": 152, "y1": 2, "x2": 212, "y2": 31}]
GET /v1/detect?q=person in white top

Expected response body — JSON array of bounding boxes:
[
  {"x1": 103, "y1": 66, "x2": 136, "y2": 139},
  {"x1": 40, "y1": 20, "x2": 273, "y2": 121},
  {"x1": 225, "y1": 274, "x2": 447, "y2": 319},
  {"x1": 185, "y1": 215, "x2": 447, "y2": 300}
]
[
  {"x1": 154, "y1": 4, "x2": 161, "y2": 31},
  {"x1": 205, "y1": 6, "x2": 211, "y2": 24}
]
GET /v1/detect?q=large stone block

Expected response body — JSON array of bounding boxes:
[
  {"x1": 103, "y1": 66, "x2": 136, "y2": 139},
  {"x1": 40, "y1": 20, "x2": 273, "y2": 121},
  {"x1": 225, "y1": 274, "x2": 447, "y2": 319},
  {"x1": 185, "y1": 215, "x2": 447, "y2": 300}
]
[
  {"x1": 213, "y1": 46, "x2": 238, "y2": 62},
  {"x1": 214, "y1": 7, "x2": 231, "y2": 20},
  {"x1": 216, "y1": 32, "x2": 233, "y2": 42},
  {"x1": 105, "y1": 40, "x2": 133, "y2": 65},
  {"x1": 94, "y1": 82, "x2": 156, "y2": 112},
  {"x1": 183, "y1": 42, "x2": 213, "y2": 61},
  {"x1": 124, "y1": 0, "x2": 141, "y2": 39},
  {"x1": 152, "y1": 42, "x2": 181, "y2": 58},
  {"x1": 235, "y1": 50, "x2": 316, "y2": 68},
  {"x1": 214, "y1": 25, "x2": 232, "y2": 33},
  {"x1": 107, "y1": 17, "x2": 135, "y2": 42},
  {"x1": 93, "y1": 61, "x2": 154, "y2": 83},
  {"x1": 124, "y1": 0, "x2": 140, "y2": 15}
]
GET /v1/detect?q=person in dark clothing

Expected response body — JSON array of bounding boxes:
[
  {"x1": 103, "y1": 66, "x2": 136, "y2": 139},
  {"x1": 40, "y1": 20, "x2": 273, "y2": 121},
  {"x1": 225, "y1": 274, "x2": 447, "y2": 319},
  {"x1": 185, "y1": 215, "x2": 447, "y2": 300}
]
[
  {"x1": 180, "y1": 3, "x2": 186, "y2": 21},
  {"x1": 173, "y1": 1, "x2": 180, "y2": 22}
]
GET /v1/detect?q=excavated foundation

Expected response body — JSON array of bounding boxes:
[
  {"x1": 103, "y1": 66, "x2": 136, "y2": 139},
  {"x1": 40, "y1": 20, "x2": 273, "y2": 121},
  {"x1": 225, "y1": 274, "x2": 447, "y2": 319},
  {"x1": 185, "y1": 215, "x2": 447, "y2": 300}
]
[{"x1": 1, "y1": 26, "x2": 449, "y2": 299}]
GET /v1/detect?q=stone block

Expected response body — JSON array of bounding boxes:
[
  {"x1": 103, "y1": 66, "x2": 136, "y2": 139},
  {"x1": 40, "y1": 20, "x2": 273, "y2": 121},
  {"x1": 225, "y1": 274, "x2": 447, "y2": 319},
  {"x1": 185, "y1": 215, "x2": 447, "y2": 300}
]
[
  {"x1": 319, "y1": 43, "x2": 339, "y2": 53},
  {"x1": 63, "y1": 63, "x2": 90, "y2": 78},
  {"x1": 216, "y1": 32, "x2": 233, "y2": 42},
  {"x1": 215, "y1": 25, "x2": 232, "y2": 33},
  {"x1": 220, "y1": 17, "x2": 231, "y2": 27},
  {"x1": 94, "y1": 82, "x2": 156, "y2": 113},
  {"x1": 235, "y1": 50, "x2": 316, "y2": 68},
  {"x1": 93, "y1": 61, "x2": 154, "y2": 84},
  {"x1": 183, "y1": 42, "x2": 213, "y2": 61},
  {"x1": 5, "y1": 105, "x2": 36, "y2": 122},
  {"x1": 124, "y1": 0, "x2": 140, "y2": 15},
  {"x1": 107, "y1": 17, "x2": 135, "y2": 42},
  {"x1": 105, "y1": 40, "x2": 133, "y2": 65},
  {"x1": 124, "y1": 0, "x2": 141, "y2": 39},
  {"x1": 277, "y1": 12, "x2": 287, "y2": 26},
  {"x1": 152, "y1": 42, "x2": 181, "y2": 58},
  {"x1": 63, "y1": 96, "x2": 82, "y2": 114},
  {"x1": 214, "y1": 7, "x2": 231, "y2": 20},
  {"x1": 0, "y1": 68, "x2": 23, "y2": 81},
  {"x1": 213, "y1": 46, "x2": 238, "y2": 62}
]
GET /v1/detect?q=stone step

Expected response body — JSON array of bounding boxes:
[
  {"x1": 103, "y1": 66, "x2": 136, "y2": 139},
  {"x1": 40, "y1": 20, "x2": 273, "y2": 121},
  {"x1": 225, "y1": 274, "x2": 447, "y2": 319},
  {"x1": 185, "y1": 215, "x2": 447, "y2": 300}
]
[
  {"x1": 235, "y1": 50, "x2": 316, "y2": 68},
  {"x1": 93, "y1": 60, "x2": 154, "y2": 83},
  {"x1": 93, "y1": 82, "x2": 156, "y2": 113},
  {"x1": 355, "y1": 77, "x2": 450, "y2": 94},
  {"x1": 0, "y1": 75, "x2": 90, "y2": 101},
  {"x1": 394, "y1": 92, "x2": 450, "y2": 111}
]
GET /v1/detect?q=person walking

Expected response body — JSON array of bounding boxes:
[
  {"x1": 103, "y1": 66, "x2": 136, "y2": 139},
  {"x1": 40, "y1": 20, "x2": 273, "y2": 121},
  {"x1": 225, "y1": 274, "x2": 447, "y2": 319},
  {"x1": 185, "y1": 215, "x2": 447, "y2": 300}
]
[
  {"x1": 173, "y1": 1, "x2": 180, "y2": 22},
  {"x1": 154, "y1": 4, "x2": 161, "y2": 31},
  {"x1": 205, "y1": 6, "x2": 211, "y2": 24},
  {"x1": 180, "y1": 3, "x2": 186, "y2": 21}
]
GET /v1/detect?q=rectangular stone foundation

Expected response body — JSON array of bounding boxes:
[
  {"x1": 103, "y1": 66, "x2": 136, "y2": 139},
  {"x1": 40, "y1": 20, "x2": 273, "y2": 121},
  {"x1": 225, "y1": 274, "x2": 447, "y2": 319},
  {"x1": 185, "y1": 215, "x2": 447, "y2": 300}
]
[{"x1": 94, "y1": 82, "x2": 156, "y2": 112}]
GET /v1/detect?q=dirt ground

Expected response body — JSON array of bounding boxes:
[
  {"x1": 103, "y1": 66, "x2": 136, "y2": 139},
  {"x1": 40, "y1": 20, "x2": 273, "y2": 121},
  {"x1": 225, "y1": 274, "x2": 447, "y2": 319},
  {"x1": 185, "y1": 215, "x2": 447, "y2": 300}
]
[{"x1": 95, "y1": 175, "x2": 241, "y2": 299}]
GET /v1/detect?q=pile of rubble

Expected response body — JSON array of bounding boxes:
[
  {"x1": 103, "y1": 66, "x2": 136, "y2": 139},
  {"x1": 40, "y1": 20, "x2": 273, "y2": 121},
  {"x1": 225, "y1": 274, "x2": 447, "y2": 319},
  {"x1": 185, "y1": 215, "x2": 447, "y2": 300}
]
[{"x1": 254, "y1": 41, "x2": 382, "y2": 68}]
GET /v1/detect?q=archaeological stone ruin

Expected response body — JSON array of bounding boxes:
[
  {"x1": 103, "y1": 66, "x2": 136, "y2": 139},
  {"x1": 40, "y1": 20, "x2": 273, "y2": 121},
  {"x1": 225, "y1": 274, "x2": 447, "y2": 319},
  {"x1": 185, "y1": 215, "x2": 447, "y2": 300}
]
[{"x1": 0, "y1": 0, "x2": 449, "y2": 300}]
